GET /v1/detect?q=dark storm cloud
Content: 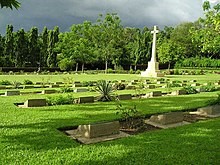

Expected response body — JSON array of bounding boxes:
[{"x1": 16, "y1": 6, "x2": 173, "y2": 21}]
[{"x1": 0, "y1": 0, "x2": 206, "y2": 34}]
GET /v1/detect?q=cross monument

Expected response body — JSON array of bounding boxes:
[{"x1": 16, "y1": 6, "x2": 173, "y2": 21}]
[{"x1": 141, "y1": 25, "x2": 164, "y2": 77}]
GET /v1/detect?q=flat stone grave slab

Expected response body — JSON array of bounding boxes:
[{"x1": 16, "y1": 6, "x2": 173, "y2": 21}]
[
  {"x1": 145, "y1": 112, "x2": 190, "y2": 129},
  {"x1": 42, "y1": 89, "x2": 56, "y2": 94},
  {"x1": 117, "y1": 94, "x2": 132, "y2": 100},
  {"x1": 76, "y1": 96, "x2": 94, "y2": 104},
  {"x1": 191, "y1": 83, "x2": 200, "y2": 87},
  {"x1": 171, "y1": 90, "x2": 187, "y2": 96},
  {"x1": 125, "y1": 85, "x2": 136, "y2": 90},
  {"x1": 54, "y1": 82, "x2": 64, "y2": 85},
  {"x1": 18, "y1": 99, "x2": 47, "y2": 108},
  {"x1": 195, "y1": 105, "x2": 220, "y2": 117},
  {"x1": 3, "y1": 90, "x2": 20, "y2": 96},
  {"x1": 65, "y1": 121, "x2": 129, "y2": 144},
  {"x1": 49, "y1": 84, "x2": 59, "y2": 88},
  {"x1": 23, "y1": 85, "x2": 34, "y2": 89},
  {"x1": 74, "y1": 88, "x2": 88, "y2": 93},
  {"x1": 0, "y1": 86, "x2": 6, "y2": 90},
  {"x1": 146, "y1": 91, "x2": 162, "y2": 97},
  {"x1": 73, "y1": 84, "x2": 83, "y2": 88}
]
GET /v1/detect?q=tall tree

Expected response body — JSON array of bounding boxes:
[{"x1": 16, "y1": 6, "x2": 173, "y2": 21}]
[
  {"x1": 4, "y1": 25, "x2": 14, "y2": 66},
  {"x1": 47, "y1": 26, "x2": 59, "y2": 68},
  {"x1": 40, "y1": 26, "x2": 49, "y2": 67},
  {"x1": 14, "y1": 28, "x2": 28, "y2": 67},
  {"x1": 28, "y1": 27, "x2": 40, "y2": 67}
]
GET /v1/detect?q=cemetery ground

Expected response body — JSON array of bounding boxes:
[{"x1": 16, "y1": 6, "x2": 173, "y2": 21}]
[{"x1": 0, "y1": 72, "x2": 220, "y2": 164}]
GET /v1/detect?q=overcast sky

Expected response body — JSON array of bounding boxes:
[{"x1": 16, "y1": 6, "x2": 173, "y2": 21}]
[{"x1": 0, "y1": 0, "x2": 219, "y2": 34}]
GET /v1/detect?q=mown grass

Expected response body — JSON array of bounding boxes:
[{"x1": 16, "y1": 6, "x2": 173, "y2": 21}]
[{"x1": 0, "y1": 73, "x2": 220, "y2": 164}]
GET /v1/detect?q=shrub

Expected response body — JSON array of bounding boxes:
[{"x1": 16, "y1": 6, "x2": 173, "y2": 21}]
[
  {"x1": 0, "y1": 80, "x2": 12, "y2": 85},
  {"x1": 113, "y1": 82, "x2": 126, "y2": 90},
  {"x1": 23, "y1": 79, "x2": 33, "y2": 85},
  {"x1": 46, "y1": 94, "x2": 74, "y2": 105},
  {"x1": 96, "y1": 80, "x2": 114, "y2": 101},
  {"x1": 183, "y1": 86, "x2": 198, "y2": 94},
  {"x1": 200, "y1": 85, "x2": 217, "y2": 92},
  {"x1": 12, "y1": 81, "x2": 21, "y2": 89},
  {"x1": 60, "y1": 87, "x2": 73, "y2": 93},
  {"x1": 116, "y1": 103, "x2": 142, "y2": 129}
]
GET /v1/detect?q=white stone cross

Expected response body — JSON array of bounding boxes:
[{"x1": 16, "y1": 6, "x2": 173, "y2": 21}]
[{"x1": 150, "y1": 26, "x2": 159, "y2": 62}]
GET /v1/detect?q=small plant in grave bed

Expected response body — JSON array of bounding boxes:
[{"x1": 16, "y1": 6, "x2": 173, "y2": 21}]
[
  {"x1": 0, "y1": 80, "x2": 12, "y2": 85},
  {"x1": 60, "y1": 87, "x2": 73, "y2": 93},
  {"x1": 12, "y1": 81, "x2": 21, "y2": 89},
  {"x1": 112, "y1": 82, "x2": 126, "y2": 90},
  {"x1": 46, "y1": 94, "x2": 74, "y2": 105},
  {"x1": 96, "y1": 80, "x2": 115, "y2": 102},
  {"x1": 200, "y1": 85, "x2": 217, "y2": 92},
  {"x1": 116, "y1": 102, "x2": 142, "y2": 129},
  {"x1": 183, "y1": 85, "x2": 198, "y2": 94},
  {"x1": 207, "y1": 93, "x2": 220, "y2": 106},
  {"x1": 23, "y1": 79, "x2": 33, "y2": 85}
]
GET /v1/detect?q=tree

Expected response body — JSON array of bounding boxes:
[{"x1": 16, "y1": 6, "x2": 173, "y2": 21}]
[
  {"x1": 0, "y1": 0, "x2": 20, "y2": 9},
  {"x1": 28, "y1": 27, "x2": 40, "y2": 67},
  {"x1": 47, "y1": 26, "x2": 59, "y2": 67},
  {"x1": 4, "y1": 25, "x2": 14, "y2": 66},
  {"x1": 0, "y1": 35, "x2": 5, "y2": 66},
  {"x1": 95, "y1": 13, "x2": 124, "y2": 73},
  {"x1": 14, "y1": 28, "x2": 28, "y2": 67},
  {"x1": 40, "y1": 26, "x2": 49, "y2": 67}
]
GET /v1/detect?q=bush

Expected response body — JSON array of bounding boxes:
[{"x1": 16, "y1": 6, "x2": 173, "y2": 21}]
[
  {"x1": 60, "y1": 87, "x2": 73, "y2": 93},
  {"x1": 183, "y1": 86, "x2": 198, "y2": 94},
  {"x1": 46, "y1": 94, "x2": 74, "y2": 105},
  {"x1": 0, "y1": 80, "x2": 12, "y2": 85},
  {"x1": 200, "y1": 85, "x2": 217, "y2": 92},
  {"x1": 113, "y1": 82, "x2": 126, "y2": 90},
  {"x1": 96, "y1": 80, "x2": 114, "y2": 101},
  {"x1": 23, "y1": 79, "x2": 33, "y2": 85}
]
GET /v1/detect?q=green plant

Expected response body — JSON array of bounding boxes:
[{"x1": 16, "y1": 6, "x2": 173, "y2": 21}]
[
  {"x1": 207, "y1": 93, "x2": 220, "y2": 105},
  {"x1": 183, "y1": 86, "x2": 198, "y2": 94},
  {"x1": 0, "y1": 80, "x2": 12, "y2": 85},
  {"x1": 12, "y1": 81, "x2": 21, "y2": 89},
  {"x1": 60, "y1": 87, "x2": 73, "y2": 93},
  {"x1": 116, "y1": 103, "x2": 141, "y2": 129},
  {"x1": 96, "y1": 80, "x2": 114, "y2": 101},
  {"x1": 200, "y1": 85, "x2": 217, "y2": 92},
  {"x1": 23, "y1": 79, "x2": 33, "y2": 85},
  {"x1": 46, "y1": 94, "x2": 74, "y2": 105}
]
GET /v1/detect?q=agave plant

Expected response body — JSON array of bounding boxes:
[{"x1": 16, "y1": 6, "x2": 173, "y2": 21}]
[{"x1": 96, "y1": 80, "x2": 114, "y2": 101}]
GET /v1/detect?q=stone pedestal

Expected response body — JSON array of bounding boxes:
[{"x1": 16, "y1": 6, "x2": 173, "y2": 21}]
[{"x1": 141, "y1": 61, "x2": 164, "y2": 78}]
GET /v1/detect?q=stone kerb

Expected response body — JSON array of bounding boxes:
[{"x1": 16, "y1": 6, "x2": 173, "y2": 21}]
[
  {"x1": 41, "y1": 89, "x2": 56, "y2": 94},
  {"x1": 77, "y1": 121, "x2": 120, "y2": 138},
  {"x1": 197, "y1": 105, "x2": 220, "y2": 117},
  {"x1": 19, "y1": 99, "x2": 47, "y2": 108},
  {"x1": 117, "y1": 94, "x2": 132, "y2": 100},
  {"x1": 4, "y1": 90, "x2": 20, "y2": 96},
  {"x1": 0, "y1": 86, "x2": 6, "y2": 90},
  {"x1": 77, "y1": 96, "x2": 94, "y2": 104},
  {"x1": 146, "y1": 112, "x2": 190, "y2": 129},
  {"x1": 23, "y1": 85, "x2": 35, "y2": 89},
  {"x1": 73, "y1": 84, "x2": 83, "y2": 88},
  {"x1": 49, "y1": 84, "x2": 59, "y2": 88}
]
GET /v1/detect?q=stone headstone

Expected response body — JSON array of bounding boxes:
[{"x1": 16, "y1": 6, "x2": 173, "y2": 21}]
[
  {"x1": 74, "y1": 88, "x2": 88, "y2": 93},
  {"x1": 77, "y1": 121, "x2": 120, "y2": 138},
  {"x1": 197, "y1": 105, "x2": 220, "y2": 117},
  {"x1": 149, "y1": 112, "x2": 184, "y2": 125},
  {"x1": 119, "y1": 80, "x2": 126, "y2": 83},
  {"x1": 73, "y1": 84, "x2": 83, "y2": 88},
  {"x1": 35, "y1": 82, "x2": 43, "y2": 85},
  {"x1": 191, "y1": 83, "x2": 200, "y2": 87},
  {"x1": 4, "y1": 90, "x2": 20, "y2": 96},
  {"x1": 41, "y1": 89, "x2": 56, "y2": 94},
  {"x1": 125, "y1": 85, "x2": 136, "y2": 90},
  {"x1": 23, "y1": 99, "x2": 46, "y2": 107},
  {"x1": 49, "y1": 84, "x2": 59, "y2": 88},
  {"x1": 171, "y1": 90, "x2": 187, "y2": 96},
  {"x1": 54, "y1": 82, "x2": 63, "y2": 85},
  {"x1": 23, "y1": 85, "x2": 34, "y2": 89},
  {"x1": 0, "y1": 86, "x2": 6, "y2": 90},
  {"x1": 146, "y1": 85, "x2": 156, "y2": 89},
  {"x1": 146, "y1": 91, "x2": 162, "y2": 97},
  {"x1": 77, "y1": 96, "x2": 94, "y2": 104},
  {"x1": 117, "y1": 94, "x2": 132, "y2": 100}
]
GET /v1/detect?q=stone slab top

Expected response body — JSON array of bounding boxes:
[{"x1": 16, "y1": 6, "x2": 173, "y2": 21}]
[
  {"x1": 145, "y1": 120, "x2": 190, "y2": 129},
  {"x1": 65, "y1": 129, "x2": 129, "y2": 144}
]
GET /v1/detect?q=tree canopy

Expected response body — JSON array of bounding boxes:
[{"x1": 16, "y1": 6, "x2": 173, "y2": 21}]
[{"x1": 0, "y1": 0, "x2": 20, "y2": 9}]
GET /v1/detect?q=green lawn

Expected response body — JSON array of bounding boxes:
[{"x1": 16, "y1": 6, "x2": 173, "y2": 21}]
[{"x1": 0, "y1": 73, "x2": 220, "y2": 164}]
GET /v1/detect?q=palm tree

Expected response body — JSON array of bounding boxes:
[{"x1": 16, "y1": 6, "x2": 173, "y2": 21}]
[{"x1": 0, "y1": 0, "x2": 20, "y2": 9}]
